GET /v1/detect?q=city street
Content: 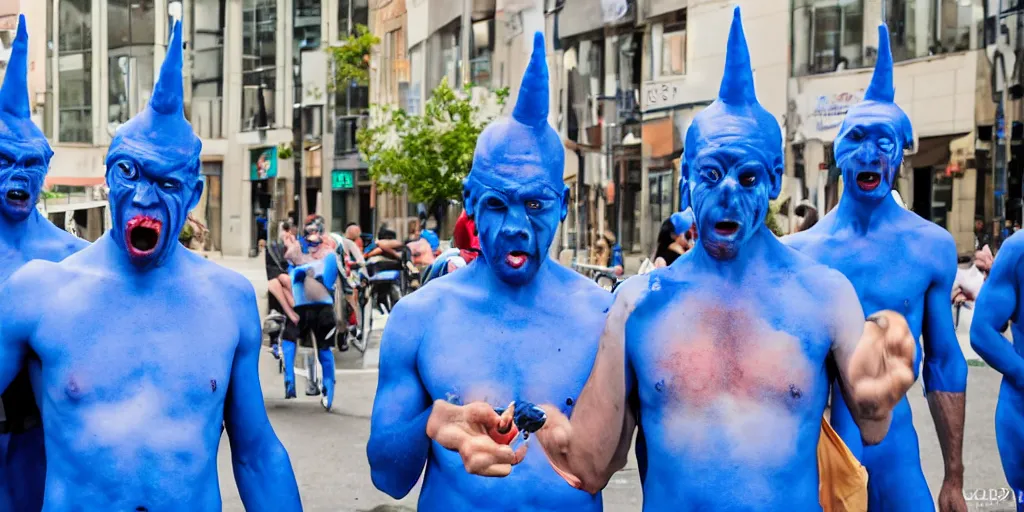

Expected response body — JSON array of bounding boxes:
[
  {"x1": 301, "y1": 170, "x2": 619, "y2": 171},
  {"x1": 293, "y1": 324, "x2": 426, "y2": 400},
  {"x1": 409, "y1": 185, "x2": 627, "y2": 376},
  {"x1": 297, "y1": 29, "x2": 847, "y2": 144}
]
[{"x1": 215, "y1": 256, "x2": 1019, "y2": 511}]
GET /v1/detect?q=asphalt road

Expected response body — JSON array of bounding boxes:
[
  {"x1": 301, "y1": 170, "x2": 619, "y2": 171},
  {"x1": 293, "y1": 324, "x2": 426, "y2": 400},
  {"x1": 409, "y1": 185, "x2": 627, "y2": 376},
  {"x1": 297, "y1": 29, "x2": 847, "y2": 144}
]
[{"x1": 213, "y1": 255, "x2": 1017, "y2": 511}]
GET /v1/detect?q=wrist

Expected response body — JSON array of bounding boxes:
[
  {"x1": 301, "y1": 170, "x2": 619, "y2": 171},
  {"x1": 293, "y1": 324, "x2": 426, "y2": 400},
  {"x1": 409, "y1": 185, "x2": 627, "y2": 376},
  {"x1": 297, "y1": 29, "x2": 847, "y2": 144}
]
[{"x1": 943, "y1": 465, "x2": 964, "y2": 486}]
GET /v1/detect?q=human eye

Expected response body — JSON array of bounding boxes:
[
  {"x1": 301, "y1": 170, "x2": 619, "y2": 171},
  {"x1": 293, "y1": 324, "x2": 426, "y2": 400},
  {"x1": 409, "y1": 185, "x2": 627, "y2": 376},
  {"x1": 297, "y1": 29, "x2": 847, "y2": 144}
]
[
  {"x1": 159, "y1": 180, "x2": 181, "y2": 191},
  {"x1": 116, "y1": 161, "x2": 138, "y2": 180},
  {"x1": 739, "y1": 171, "x2": 758, "y2": 187},
  {"x1": 525, "y1": 199, "x2": 542, "y2": 210},
  {"x1": 877, "y1": 137, "x2": 894, "y2": 153},
  {"x1": 702, "y1": 167, "x2": 722, "y2": 183},
  {"x1": 485, "y1": 196, "x2": 507, "y2": 210}
]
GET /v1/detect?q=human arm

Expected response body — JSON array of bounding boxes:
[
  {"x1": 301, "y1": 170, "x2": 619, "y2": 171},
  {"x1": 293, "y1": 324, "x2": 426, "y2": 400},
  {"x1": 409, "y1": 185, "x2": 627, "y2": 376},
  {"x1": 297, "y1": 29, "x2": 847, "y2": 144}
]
[
  {"x1": 828, "y1": 274, "x2": 917, "y2": 445},
  {"x1": 224, "y1": 279, "x2": 301, "y2": 511},
  {"x1": 922, "y1": 236, "x2": 968, "y2": 510},
  {"x1": 0, "y1": 267, "x2": 37, "y2": 394},
  {"x1": 534, "y1": 279, "x2": 642, "y2": 494},
  {"x1": 972, "y1": 238, "x2": 1024, "y2": 386},
  {"x1": 366, "y1": 297, "x2": 434, "y2": 498}
]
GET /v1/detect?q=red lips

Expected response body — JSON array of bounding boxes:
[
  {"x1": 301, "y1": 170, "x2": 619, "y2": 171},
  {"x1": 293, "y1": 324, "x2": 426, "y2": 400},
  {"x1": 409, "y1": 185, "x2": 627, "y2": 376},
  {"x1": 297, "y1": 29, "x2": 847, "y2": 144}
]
[
  {"x1": 125, "y1": 215, "x2": 163, "y2": 256},
  {"x1": 505, "y1": 252, "x2": 528, "y2": 269}
]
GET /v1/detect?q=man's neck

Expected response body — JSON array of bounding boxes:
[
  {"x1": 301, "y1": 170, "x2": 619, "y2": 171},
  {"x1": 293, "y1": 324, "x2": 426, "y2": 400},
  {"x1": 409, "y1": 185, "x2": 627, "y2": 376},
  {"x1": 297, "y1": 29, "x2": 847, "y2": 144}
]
[
  {"x1": 833, "y1": 187, "x2": 902, "y2": 235},
  {"x1": 691, "y1": 225, "x2": 780, "y2": 283},
  {"x1": 472, "y1": 256, "x2": 552, "y2": 304},
  {"x1": 0, "y1": 209, "x2": 44, "y2": 249}
]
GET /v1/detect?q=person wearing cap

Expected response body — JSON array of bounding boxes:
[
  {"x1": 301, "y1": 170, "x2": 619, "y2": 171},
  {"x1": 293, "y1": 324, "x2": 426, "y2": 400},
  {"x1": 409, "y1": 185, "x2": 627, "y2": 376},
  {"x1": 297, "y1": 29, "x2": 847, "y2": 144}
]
[
  {"x1": 0, "y1": 16, "x2": 89, "y2": 511},
  {"x1": 443, "y1": 10, "x2": 918, "y2": 511},
  {"x1": 0, "y1": 22, "x2": 300, "y2": 510},
  {"x1": 784, "y1": 23, "x2": 967, "y2": 512}
]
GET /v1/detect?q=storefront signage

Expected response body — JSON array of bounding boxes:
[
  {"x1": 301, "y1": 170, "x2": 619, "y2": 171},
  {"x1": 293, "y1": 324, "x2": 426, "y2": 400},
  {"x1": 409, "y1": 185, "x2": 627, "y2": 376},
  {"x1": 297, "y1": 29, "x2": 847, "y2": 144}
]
[
  {"x1": 332, "y1": 169, "x2": 355, "y2": 190},
  {"x1": 806, "y1": 91, "x2": 863, "y2": 134},
  {"x1": 250, "y1": 146, "x2": 278, "y2": 181},
  {"x1": 642, "y1": 78, "x2": 684, "y2": 112}
]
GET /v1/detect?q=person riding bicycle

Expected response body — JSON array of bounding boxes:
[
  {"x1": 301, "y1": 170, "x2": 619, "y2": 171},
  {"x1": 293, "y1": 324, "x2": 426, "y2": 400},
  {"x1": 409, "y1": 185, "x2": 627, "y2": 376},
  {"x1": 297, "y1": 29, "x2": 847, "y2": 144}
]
[{"x1": 285, "y1": 223, "x2": 340, "y2": 411}]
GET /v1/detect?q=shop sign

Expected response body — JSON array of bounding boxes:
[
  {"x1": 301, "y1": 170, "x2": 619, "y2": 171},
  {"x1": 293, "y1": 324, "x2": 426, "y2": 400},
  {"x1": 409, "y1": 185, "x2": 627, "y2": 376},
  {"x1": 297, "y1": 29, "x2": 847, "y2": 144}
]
[
  {"x1": 332, "y1": 169, "x2": 355, "y2": 190},
  {"x1": 804, "y1": 91, "x2": 863, "y2": 136},
  {"x1": 250, "y1": 146, "x2": 278, "y2": 181}
]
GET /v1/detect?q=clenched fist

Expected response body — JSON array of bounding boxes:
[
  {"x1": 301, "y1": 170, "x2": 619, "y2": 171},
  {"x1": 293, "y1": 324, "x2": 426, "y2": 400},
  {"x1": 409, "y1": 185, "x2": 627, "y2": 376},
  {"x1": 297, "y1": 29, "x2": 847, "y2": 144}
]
[
  {"x1": 846, "y1": 310, "x2": 917, "y2": 441},
  {"x1": 425, "y1": 400, "x2": 527, "y2": 477}
]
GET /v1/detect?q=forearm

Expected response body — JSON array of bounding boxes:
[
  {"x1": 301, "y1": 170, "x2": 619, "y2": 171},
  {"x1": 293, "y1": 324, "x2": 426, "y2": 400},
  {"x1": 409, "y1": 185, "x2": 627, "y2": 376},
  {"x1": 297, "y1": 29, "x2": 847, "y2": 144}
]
[
  {"x1": 971, "y1": 327, "x2": 1024, "y2": 387},
  {"x1": 926, "y1": 391, "x2": 966, "y2": 485},
  {"x1": 232, "y1": 437, "x2": 302, "y2": 511},
  {"x1": 367, "y1": 406, "x2": 433, "y2": 499}
]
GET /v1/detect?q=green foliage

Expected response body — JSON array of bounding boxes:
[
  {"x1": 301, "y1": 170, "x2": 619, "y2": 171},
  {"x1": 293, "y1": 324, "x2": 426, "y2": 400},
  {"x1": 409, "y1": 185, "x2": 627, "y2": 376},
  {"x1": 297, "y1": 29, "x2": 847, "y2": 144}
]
[
  {"x1": 278, "y1": 143, "x2": 294, "y2": 160},
  {"x1": 357, "y1": 78, "x2": 510, "y2": 206},
  {"x1": 178, "y1": 222, "x2": 194, "y2": 245},
  {"x1": 765, "y1": 200, "x2": 785, "y2": 237},
  {"x1": 41, "y1": 190, "x2": 63, "y2": 200},
  {"x1": 327, "y1": 25, "x2": 380, "y2": 89}
]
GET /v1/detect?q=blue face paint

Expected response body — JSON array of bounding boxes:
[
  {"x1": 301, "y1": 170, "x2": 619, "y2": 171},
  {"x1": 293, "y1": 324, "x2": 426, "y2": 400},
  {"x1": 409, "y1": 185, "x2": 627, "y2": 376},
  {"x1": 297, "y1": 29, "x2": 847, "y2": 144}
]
[
  {"x1": 783, "y1": 24, "x2": 967, "y2": 511},
  {"x1": 367, "y1": 32, "x2": 612, "y2": 511},
  {"x1": 679, "y1": 10, "x2": 782, "y2": 260},
  {"x1": 0, "y1": 17, "x2": 52, "y2": 224},
  {"x1": 105, "y1": 21, "x2": 203, "y2": 269},
  {"x1": 463, "y1": 32, "x2": 568, "y2": 286},
  {"x1": 833, "y1": 24, "x2": 913, "y2": 203}
]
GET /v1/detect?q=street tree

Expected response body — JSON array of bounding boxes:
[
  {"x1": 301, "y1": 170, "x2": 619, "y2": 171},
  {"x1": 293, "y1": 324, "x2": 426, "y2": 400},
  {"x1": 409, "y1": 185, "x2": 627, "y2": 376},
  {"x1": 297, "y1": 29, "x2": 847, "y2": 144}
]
[{"x1": 357, "y1": 78, "x2": 508, "y2": 225}]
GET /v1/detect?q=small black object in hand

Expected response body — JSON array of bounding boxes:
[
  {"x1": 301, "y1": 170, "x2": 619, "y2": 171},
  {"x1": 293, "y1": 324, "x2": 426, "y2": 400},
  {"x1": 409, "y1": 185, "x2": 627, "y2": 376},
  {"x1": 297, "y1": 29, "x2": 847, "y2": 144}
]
[{"x1": 513, "y1": 401, "x2": 547, "y2": 433}]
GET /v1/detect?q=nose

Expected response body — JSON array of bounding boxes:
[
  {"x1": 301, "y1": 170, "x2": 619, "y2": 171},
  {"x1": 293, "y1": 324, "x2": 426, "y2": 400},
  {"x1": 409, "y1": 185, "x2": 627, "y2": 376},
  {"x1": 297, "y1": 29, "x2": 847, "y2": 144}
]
[
  {"x1": 499, "y1": 204, "x2": 531, "y2": 241},
  {"x1": 858, "y1": 143, "x2": 881, "y2": 167},
  {"x1": 717, "y1": 175, "x2": 741, "y2": 207},
  {"x1": 131, "y1": 182, "x2": 159, "y2": 208}
]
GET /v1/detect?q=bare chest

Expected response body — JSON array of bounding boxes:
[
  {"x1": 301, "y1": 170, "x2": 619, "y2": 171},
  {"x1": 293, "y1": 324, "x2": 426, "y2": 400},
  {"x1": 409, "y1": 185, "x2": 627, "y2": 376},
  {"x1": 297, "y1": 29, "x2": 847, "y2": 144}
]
[{"x1": 418, "y1": 310, "x2": 603, "y2": 413}]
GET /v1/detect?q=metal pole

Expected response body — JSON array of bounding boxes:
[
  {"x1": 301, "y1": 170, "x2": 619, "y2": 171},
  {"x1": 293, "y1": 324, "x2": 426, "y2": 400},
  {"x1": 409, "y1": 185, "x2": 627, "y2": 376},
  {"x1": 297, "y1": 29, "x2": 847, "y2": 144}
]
[{"x1": 461, "y1": 0, "x2": 472, "y2": 86}]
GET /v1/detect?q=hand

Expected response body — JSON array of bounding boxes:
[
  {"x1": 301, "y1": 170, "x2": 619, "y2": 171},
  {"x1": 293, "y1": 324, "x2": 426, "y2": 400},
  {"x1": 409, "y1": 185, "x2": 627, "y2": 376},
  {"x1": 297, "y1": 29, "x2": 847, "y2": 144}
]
[
  {"x1": 848, "y1": 311, "x2": 917, "y2": 421},
  {"x1": 534, "y1": 405, "x2": 583, "y2": 490},
  {"x1": 287, "y1": 311, "x2": 300, "y2": 325},
  {"x1": 938, "y1": 478, "x2": 967, "y2": 512},
  {"x1": 426, "y1": 400, "x2": 526, "y2": 477}
]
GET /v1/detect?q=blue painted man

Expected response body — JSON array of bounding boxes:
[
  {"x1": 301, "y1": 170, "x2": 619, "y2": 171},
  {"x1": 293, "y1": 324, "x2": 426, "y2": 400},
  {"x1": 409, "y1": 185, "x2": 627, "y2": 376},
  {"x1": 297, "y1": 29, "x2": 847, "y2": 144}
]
[
  {"x1": 283, "y1": 221, "x2": 340, "y2": 410},
  {"x1": 971, "y1": 232, "x2": 1024, "y2": 508},
  {"x1": 785, "y1": 24, "x2": 967, "y2": 512},
  {"x1": 0, "y1": 16, "x2": 87, "y2": 512},
  {"x1": 0, "y1": 22, "x2": 302, "y2": 510},
  {"x1": 367, "y1": 32, "x2": 613, "y2": 511},
  {"x1": 444, "y1": 9, "x2": 919, "y2": 511}
]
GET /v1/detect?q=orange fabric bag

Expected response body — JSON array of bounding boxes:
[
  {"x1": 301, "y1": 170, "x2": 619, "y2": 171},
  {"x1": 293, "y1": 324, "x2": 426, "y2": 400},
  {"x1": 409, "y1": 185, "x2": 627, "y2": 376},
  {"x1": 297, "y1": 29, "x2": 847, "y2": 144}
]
[{"x1": 818, "y1": 417, "x2": 868, "y2": 512}]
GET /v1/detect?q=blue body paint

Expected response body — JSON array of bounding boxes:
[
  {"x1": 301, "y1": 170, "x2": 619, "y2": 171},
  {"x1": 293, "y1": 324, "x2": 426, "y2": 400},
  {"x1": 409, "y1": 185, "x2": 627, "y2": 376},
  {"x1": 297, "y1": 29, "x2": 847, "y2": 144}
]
[
  {"x1": 619, "y1": 9, "x2": 870, "y2": 510},
  {"x1": 971, "y1": 231, "x2": 1024, "y2": 504},
  {"x1": 784, "y1": 25, "x2": 966, "y2": 511},
  {"x1": 0, "y1": 22, "x2": 301, "y2": 511},
  {"x1": 0, "y1": 17, "x2": 87, "y2": 512},
  {"x1": 367, "y1": 32, "x2": 612, "y2": 511}
]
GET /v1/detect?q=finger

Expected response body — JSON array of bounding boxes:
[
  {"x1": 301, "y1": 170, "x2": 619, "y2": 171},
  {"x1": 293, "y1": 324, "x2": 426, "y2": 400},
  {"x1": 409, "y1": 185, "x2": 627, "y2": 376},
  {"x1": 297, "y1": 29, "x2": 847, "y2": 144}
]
[
  {"x1": 432, "y1": 425, "x2": 468, "y2": 451},
  {"x1": 497, "y1": 403, "x2": 516, "y2": 434},
  {"x1": 464, "y1": 402, "x2": 502, "y2": 431},
  {"x1": 512, "y1": 442, "x2": 528, "y2": 465}
]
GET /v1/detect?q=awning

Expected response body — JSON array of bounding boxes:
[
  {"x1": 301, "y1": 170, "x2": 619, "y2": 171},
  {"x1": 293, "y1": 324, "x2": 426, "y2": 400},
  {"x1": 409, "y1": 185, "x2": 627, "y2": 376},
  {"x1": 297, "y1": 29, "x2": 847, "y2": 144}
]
[
  {"x1": 45, "y1": 177, "x2": 105, "y2": 188},
  {"x1": 912, "y1": 134, "x2": 965, "y2": 169}
]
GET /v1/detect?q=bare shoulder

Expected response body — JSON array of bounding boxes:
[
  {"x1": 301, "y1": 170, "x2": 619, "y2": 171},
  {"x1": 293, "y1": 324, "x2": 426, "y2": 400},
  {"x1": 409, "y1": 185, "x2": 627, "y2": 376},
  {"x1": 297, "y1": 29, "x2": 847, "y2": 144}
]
[
  {"x1": 2, "y1": 259, "x2": 78, "y2": 320},
  {"x1": 549, "y1": 262, "x2": 615, "y2": 311},
  {"x1": 999, "y1": 231, "x2": 1024, "y2": 256},
  {"x1": 899, "y1": 210, "x2": 957, "y2": 272}
]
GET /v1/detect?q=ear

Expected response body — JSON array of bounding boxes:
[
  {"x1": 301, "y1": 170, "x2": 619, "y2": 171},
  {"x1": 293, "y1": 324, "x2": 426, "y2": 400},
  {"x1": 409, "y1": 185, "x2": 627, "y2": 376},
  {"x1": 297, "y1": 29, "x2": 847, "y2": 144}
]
[
  {"x1": 560, "y1": 185, "x2": 570, "y2": 222},
  {"x1": 462, "y1": 180, "x2": 476, "y2": 218},
  {"x1": 678, "y1": 161, "x2": 691, "y2": 212},
  {"x1": 768, "y1": 156, "x2": 783, "y2": 201},
  {"x1": 187, "y1": 174, "x2": 205, "y2": 212}
]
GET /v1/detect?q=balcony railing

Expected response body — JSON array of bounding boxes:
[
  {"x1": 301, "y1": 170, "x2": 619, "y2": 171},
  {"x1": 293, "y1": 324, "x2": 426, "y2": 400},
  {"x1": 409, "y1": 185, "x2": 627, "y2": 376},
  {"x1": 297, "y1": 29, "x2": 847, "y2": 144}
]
[
  {"x1": 190, "y1": 97, "x2": 223, "y2": 139},
  {"x1": 335, "y1": 114, "x2": 367, "y2": 157}
]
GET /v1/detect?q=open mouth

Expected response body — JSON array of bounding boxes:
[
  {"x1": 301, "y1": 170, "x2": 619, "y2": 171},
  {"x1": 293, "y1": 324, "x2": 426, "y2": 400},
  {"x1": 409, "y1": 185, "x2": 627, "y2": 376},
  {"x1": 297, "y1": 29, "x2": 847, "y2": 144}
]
[
  {"x1": 856, "y1": 172, "x2": 882, "y2": 191},
  {"x1": 505, "y1": 251, "x2": 529, "y2": 269},
  {"x1": 713, "y1": 221, "x2": 740, "y2": 236},
  {"x1": 5, "y1": 189, "x2": 29, "y2": 204},
  {"x1": 126, "y1": 215, "x2": 163, "y2": 256}
]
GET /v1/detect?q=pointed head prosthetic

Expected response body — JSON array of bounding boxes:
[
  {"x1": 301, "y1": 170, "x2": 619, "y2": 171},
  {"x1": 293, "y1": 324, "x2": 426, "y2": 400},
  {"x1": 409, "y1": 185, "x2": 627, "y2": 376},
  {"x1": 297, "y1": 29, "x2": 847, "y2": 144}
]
[
  {"x1": 463, "y1": 32, "x2": 567, "y2": 286},
  {"x1": 680, "y1": 7, "x2": 783, "y2": 260},
  {"x1": 105, "y1": 21, "x2": 203, "y2": 268},
  {"x1": 835, "y1": 24, "x2": 913, "y2": 202},
  {"x1": 0, "y1": 15, "x2": 53, "y2": 223}
]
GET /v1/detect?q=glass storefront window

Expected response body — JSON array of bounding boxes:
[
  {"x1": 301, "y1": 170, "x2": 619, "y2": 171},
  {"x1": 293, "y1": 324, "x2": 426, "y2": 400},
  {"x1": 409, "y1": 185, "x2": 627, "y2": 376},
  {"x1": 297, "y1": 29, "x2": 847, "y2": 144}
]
[
  {"x1": 659, "y1": 12, "x2": 686, "y2": 77},
  {"x1": 58, "y1": 0, "x2": 92, "y2": 143},
  {"x1": 242, "y1": 0, "x2": 277, "y2": 130},
  {"x1": 191, "y1": 0, "x2": 226, "y2": 139},
  {"x1": 470, "y1": 18, "x2": 494, "y2": 86}
]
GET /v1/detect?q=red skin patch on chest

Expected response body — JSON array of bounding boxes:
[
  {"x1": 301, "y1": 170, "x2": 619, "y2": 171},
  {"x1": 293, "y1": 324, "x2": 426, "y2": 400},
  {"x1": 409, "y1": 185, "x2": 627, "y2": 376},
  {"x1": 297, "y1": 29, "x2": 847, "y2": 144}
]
[{"x1": 657, "y1": 305, "x2": 810, "y2": 408}]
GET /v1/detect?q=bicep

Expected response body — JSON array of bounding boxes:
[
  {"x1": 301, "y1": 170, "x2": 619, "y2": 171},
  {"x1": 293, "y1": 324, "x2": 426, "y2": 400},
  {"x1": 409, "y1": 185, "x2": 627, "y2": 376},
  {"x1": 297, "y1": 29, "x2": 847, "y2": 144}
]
[
  {"x1": 371, "y1": 307, "x2": 430, "y2": 425},
  {"x1": 225, "y1": 294, "x2": 274, "y2": 443},
  {"x1": 975, "y1": 248, "x2": 1020, "y2": 329},
  {"x1": 829, "y1": 276, "x2": 867, "y2": 385}
]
